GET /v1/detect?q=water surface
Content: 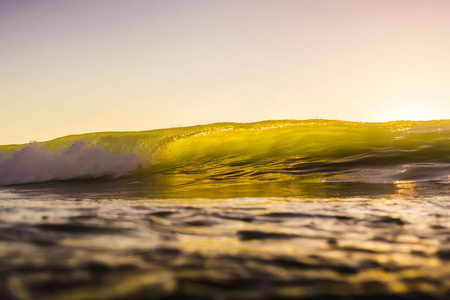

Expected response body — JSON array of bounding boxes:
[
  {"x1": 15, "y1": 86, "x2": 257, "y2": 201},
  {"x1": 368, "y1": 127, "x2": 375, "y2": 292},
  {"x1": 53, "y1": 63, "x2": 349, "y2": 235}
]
[{"x1": 1, "y1": 120, "x2": 449, "y2": 299}]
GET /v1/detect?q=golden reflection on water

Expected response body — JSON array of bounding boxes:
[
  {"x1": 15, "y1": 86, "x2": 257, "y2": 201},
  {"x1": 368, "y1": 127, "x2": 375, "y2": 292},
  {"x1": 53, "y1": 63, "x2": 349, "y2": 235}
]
[{"x1": 394, "y1": 180, "x2": 417, "y2": 198}]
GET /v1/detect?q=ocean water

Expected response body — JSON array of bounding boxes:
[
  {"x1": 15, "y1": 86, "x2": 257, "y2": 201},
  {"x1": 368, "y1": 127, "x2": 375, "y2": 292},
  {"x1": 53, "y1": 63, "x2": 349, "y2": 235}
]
[{"x1": 0, "y1": 120, "x2": 449, "y2": 299}]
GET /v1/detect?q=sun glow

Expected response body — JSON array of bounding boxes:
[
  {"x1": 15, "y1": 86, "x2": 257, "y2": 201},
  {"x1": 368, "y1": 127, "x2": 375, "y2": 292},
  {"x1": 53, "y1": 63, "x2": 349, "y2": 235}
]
[{"x1": 377, "y1": 95, "x2": 447, "y2": 122}]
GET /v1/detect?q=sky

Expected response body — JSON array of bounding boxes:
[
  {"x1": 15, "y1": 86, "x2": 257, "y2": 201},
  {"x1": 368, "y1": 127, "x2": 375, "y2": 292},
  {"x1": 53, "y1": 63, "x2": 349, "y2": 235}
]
[{"x1": 1, "y1": 0, "x2": 449, "y2": 144}]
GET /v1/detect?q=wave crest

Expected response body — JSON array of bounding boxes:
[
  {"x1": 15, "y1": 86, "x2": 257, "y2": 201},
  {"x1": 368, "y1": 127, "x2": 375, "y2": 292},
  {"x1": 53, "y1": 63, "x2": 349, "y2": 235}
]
[{"x1": 0, "y1": 140, "x2": 143, "y2": 186}]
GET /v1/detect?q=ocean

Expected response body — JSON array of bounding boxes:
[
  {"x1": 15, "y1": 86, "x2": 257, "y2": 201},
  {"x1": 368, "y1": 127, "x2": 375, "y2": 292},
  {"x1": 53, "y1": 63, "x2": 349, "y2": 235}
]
[{"x1": 0, "y1": 119, "x2": 449, "y2": 299}]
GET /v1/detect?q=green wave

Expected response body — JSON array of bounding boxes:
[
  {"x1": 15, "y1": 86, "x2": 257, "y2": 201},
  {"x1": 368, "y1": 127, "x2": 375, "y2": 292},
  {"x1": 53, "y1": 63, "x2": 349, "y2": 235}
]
[{"x1": 1, "y1": 119, "x2": 449, "y2": 185}]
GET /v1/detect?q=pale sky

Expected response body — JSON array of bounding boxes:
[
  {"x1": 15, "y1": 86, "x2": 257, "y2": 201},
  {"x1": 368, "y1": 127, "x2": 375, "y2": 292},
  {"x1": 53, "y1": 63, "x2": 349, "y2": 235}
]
[{"x1": 1, "y1": 0, "x2": 449, "y2": 144}]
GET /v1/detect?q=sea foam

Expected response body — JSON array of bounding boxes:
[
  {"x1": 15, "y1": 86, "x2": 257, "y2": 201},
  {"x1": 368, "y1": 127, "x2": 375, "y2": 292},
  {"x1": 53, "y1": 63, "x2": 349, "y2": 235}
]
[{"x1": 0, "y1": 140, "x2": 143, "y2": 186}]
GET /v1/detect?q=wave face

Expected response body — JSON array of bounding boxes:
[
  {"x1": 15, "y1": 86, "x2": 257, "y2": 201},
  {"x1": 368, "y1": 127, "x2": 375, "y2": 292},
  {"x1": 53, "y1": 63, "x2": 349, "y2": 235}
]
[{"x1": 1, "y1": 120, "x2": 449, "y2": 195}]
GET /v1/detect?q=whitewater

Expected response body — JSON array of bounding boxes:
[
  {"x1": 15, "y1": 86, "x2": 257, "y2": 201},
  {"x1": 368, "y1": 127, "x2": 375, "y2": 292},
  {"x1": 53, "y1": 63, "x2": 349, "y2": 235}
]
[{"x1": 0, "y1": 119, "x2": 449, "y2": 300}]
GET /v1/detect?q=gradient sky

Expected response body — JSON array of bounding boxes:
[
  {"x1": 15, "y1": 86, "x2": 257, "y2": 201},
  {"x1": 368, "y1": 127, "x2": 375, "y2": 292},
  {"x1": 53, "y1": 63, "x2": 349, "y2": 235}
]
[{"x1": 1, "y1": 0, "x2": 449, "y2": 144}]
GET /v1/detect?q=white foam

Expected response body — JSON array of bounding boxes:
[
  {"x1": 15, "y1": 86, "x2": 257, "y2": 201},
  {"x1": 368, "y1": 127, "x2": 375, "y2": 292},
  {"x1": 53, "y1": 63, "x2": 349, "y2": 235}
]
[{"x1": 0, "y1": 140, "x2": 143, "y2": 186}]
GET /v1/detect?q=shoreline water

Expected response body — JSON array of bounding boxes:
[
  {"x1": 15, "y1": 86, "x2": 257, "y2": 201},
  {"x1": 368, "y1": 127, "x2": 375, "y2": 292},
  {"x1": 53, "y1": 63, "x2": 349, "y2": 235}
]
[{"x1": 1, "y1": 193, "x2": 450, "y2": 299}]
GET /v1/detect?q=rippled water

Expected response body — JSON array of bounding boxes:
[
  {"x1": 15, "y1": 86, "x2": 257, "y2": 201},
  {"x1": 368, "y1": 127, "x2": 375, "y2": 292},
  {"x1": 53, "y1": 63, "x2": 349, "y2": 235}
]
[{"x1": 1, "y1": 183, "x2": 450, "y2": 299}]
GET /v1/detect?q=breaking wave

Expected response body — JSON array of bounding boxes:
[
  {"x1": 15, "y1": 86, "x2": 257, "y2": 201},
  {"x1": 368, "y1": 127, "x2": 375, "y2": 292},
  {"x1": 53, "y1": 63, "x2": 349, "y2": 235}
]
[
  {"x1": 0, "y1": 119, "x2": 449, "y2": 188},
  {"x1": 0, "y1": 140, "x2": 143, "y2": 186}
]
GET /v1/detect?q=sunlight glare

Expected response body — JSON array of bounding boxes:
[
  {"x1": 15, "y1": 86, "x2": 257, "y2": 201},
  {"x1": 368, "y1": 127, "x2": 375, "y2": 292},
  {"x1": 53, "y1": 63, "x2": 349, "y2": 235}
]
[{"x1": 378, "y1": 95, "x2": 445, "y2": 122}]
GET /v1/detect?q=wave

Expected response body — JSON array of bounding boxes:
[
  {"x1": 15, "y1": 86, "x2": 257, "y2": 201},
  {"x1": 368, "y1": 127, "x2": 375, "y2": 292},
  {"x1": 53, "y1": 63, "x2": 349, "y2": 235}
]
[
  {"x1": 0, "y1": 140, "x2": 143, "y2": 186},
  {"x1": 0, "y1": 119, "x2": 449, "y2": 187}
]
